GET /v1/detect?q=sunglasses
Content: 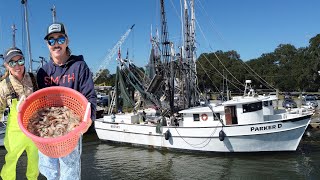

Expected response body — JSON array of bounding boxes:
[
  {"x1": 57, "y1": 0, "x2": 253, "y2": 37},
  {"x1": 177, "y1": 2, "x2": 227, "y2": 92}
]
[
  {"x1": 47, "y1": 36, "x2": 66, "y2": 46},
  {"x1": 8, "y1": 58, "x2": 25, "y2": 68}
]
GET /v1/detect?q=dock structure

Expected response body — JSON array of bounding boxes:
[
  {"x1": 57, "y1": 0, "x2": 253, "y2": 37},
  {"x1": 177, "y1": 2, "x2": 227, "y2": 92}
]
[
  {"x1": 94, "y1": 85, "x2": 113, "y2": 91},
  {"x1": 310, "y1": 119, "x2": 320, "y2": 129}
]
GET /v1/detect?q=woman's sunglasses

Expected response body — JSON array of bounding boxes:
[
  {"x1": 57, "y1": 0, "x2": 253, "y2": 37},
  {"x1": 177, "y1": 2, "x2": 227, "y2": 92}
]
[
  {"x1": 8, "y1": 58, "x2": 25, "y2": 67},
  {"x1": 47, "y1": 36, "x2": 66, "y2": 46}
]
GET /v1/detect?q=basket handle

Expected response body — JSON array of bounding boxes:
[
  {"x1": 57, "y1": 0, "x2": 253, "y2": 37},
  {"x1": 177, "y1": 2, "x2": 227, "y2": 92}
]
[
  {"x1": 17, "y1": 95, "x2": 26, "y2": 111},
  {"x1": 83, "y1": 102, "x2": 91, "y2": 123}
]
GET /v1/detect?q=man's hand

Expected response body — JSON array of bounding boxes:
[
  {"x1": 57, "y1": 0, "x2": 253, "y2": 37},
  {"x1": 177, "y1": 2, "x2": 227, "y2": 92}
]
[{"x1": 82, "y1": 118, "x2": 92, "y2": 134}]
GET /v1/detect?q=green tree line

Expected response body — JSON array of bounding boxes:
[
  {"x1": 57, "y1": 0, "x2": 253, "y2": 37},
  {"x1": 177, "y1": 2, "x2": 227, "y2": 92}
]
[{"x1": 197, "y1": 34, "x2": 320, "y2": 93}]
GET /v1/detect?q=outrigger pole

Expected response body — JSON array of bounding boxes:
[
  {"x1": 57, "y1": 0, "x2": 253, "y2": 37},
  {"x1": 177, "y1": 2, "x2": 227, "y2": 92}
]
[
  {"x1": 11, "y1": 24, "x2": 17, "y2": 48},
  {"x1": 51, "y1": 5, "x2": 57, "y2": 23},
  {"x1": 21, "y1": 0, "x2": 32, "y2": 72}
]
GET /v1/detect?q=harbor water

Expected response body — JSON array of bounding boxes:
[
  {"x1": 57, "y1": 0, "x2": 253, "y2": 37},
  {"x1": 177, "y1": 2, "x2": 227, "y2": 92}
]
[{"x1": 0, "y1": 130, "x2": 320, "y2": 180}]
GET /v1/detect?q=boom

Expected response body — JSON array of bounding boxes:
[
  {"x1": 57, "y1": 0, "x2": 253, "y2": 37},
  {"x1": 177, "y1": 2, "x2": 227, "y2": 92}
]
[{"x1": 93, "y1": 24, "x2": 135, "y2": 82}]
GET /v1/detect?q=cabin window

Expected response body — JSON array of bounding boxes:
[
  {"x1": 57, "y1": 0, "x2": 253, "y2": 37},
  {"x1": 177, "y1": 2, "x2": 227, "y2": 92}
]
[
  {"x1": 193, "y1": 114, "x2": 200, "y2": 121},
  {"x1": 263, "y1": 101, "x2": 272, "y2": 107},
  {"x1": 213, "y1": 113, "x2": 220, "y2": 121},
  {"x1": 243, "y1": 102, "x2": 262, "y2": 113}
]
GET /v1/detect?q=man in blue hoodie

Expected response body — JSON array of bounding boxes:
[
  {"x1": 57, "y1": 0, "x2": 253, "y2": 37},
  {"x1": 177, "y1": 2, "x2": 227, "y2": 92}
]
[{"x1": 36, "y1": 22, "x2": 97, "y2": 180}]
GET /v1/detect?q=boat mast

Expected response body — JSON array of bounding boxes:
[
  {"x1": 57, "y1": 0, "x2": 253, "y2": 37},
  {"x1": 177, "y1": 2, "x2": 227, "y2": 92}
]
[
  {"x1": 183, "y1": 0, "x2": 191, "y2": 108},
  {"x1": 21, "y1": 0, "x2": 32, "y2": 73},
  {"x1": 160, "y1": 0, "x2": 174, "y2": 114},
  {"x1": 190, "y1": 0, "x2": 198, "y2": 104},
  {"x1": 11, "y1": 24, "x2": 17, "y2": 47},
  {"x1": 182, "y1": 0, "x2": 198, "y2": 107},
  {"x1": 51, "y1": 5, "x2": 57, "y2": 23}
]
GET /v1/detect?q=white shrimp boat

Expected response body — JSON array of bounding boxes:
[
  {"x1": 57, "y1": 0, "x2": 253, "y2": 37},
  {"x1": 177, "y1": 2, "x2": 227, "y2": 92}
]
[
  {"x1": 95, "y1": 86, "x2": 313, "y2": 152},
  {"x1": 94, "y1": 0, "x2": 313, "y2": 152}
]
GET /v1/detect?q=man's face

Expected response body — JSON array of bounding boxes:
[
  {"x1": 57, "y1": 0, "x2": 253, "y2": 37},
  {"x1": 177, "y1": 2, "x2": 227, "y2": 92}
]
[{"x1": 46, "y1": 33, "x2": 68, "y2": 59}]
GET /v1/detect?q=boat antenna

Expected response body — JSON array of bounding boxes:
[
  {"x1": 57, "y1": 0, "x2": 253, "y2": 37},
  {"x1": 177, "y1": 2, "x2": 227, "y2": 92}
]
[
  {"x1": 21, "y1": 0, "x2": 32, "y2": 72},
  {"x1": 11, "y1": 24, "x2": 17, "y2": 48},
  {"x1": 51, "y1": 5, "x2": 57, "y2": 23}
]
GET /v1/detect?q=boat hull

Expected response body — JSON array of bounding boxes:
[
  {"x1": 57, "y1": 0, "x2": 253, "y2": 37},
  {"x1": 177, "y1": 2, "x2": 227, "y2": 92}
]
[{"x1": 95, "y1": 115, "x2": 311, "y2": 152}]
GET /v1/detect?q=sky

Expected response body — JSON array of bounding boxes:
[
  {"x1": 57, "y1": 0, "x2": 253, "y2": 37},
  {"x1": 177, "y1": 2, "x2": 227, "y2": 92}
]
[{"x1": 1, "y1": 0, "x2": 320, "y2": 74}]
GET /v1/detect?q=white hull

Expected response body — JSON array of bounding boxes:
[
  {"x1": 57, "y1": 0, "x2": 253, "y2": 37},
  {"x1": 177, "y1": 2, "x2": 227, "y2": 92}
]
[
  {"x1": 95, "y1": 114, "x2": 311, "y2": 152},
  {"x1": 0, "y1": 121, "x2": 6, "y2": 147}
]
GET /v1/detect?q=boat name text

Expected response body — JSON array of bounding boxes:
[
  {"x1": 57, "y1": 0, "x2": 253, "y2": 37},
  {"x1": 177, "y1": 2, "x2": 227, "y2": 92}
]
[
  {"x1": 250, "y1": 124, "x2": 282, "y2": 132},
  {"x1": 111, "y1": 125, "x2": 120, "y2": 129}
]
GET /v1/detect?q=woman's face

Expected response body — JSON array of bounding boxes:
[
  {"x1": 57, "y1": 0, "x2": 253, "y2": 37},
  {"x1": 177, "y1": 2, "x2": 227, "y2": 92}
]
[
  {"x1": 46, "y1": 32, "x2": 68, "y2": 59},
  {"x1": 5, "y1": 55, "x2": 25, "y2": 80}
]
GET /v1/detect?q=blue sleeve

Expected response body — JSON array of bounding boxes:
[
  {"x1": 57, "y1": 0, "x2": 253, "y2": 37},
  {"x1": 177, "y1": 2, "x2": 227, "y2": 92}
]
[
  {"x1": 79, "y1": 62, "x2": 97, "y2": 121},
  {"x1": 36, "y1": 67, "x2": 47, "y2": 89}
]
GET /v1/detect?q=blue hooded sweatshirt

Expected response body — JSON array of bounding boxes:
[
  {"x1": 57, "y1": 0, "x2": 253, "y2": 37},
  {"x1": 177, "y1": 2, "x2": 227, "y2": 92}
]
[{"x1": 36, "y1": 55, "x2": 97, "y2": 120}]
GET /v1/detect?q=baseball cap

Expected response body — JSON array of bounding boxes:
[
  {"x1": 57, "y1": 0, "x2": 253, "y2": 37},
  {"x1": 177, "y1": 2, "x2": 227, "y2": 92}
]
[
  {"x1": 44, "y1": 22, "x2": 67, "y2": 40},
  {"x1": 3, "y1": 47, "x2": 24, "y2": 63}
]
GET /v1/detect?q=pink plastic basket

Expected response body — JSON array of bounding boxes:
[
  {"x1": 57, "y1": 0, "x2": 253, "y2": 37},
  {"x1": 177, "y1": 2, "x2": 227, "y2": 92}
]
[{"x1": 18, "y1": 86, "x2": 91, "y2": 158}]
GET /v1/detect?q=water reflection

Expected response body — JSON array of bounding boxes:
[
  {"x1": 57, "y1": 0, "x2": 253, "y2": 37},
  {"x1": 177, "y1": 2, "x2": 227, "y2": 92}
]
[{"x1": 87, "y1": 136, "x2": 320, "y2": 180}]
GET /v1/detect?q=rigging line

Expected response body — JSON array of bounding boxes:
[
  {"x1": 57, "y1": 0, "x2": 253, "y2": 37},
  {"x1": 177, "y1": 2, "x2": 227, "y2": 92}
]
[
  {"x1": 207, "y1": 103, "x2": 225, "y2": 127},
  {"x1": 211, "y1": 52, "x2": 244, "y2": 87},
  {"x1": 184, "y1": 63, "x2": 226, "y2": 123},
  {"x1": 121, "y1": 69, "x2": 144, "y2": 95},
  {"x1": 129, "y1": 63, "x2": 144, "y2": 79},
  {"x1": 180, "y1": 0, "x2": 184, "y2": 44},
  {"x1": 135, "y1": 66, "x2": 149, "y2": 82},
  {"x1": 173, "y1": 126, "x2": 219, "y2": 148},
  {"x1": 169, "y1": 0, "x2": 182, "y2": 26},
  {"x1": 129, "y1": 63, "x2": 151, "y2": 85},
  {"x1": 193, "y1": 16, "x2": 212, "y2": 52},
  {"x1": 196, "y1": 0, "x2": 275, "y2": 91},
  {"x1": 195, "y1": 63, "x2": 220, "y2": 92},
  {"x1": 195, "y1": 0, "x2": 272, "y2": 90},
  {"x1": 120, "y1": 63, "x2": 161, "y2": 107},
  {"x1": 154, "y1": 0, "x2": 160, "y2": 28},
  {"x1": 242, "y1": 62, "x2": 276, "y2": 90},
  {"x1": 239, "y1": 62, "x2": 275, "y2": 90},
  {"x1": 123, "y1": 63, "x2": 145, "y2": 88},
  {"x1": 202, "y1": 54, "x2": 243, "y2": 91},
  {"x1": 131, "y1": 31, "x2": 135, "y2": 61},
  {"x1": 192, "y1": 9, "x2": 243, "y2": 88},
  {"x1": 187, "y1": 75, "x2": 223, "y2": 122},
  {"x1": 196, "y1": 18, "x2": 243, "y2": 88},
  {"x1": 196, "y1": 61, "x2": 220, "y2": 93},
  {"x1": 195, "y1": 0, "x2": 229, "y2": 50},
  {"x1": 170, "y1": 0, "x2": 191, "y2": 46},
  {"x1": 199, "y1": 67, "x2": 245, "y2": 91}
]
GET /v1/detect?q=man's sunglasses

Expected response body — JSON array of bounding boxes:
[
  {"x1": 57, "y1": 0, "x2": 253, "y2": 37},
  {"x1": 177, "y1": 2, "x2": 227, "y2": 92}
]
[
  {"x1": 8, "y1": 59, "x2": 25, "y2": 68},
  {"x1": 47, "y1": 36, "x2": 66, "y2": 46}
]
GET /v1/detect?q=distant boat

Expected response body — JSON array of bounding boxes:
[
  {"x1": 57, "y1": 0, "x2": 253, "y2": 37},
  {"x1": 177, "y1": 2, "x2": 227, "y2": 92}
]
[{"x1": 0, "y1": 112, "x2": 7, "y2": 146}]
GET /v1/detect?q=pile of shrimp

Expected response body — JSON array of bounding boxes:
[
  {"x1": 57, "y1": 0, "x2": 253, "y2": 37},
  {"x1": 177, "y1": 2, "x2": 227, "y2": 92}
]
[{"x1": 27, "y1": 106, "x2": 81, "y2": 138}]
